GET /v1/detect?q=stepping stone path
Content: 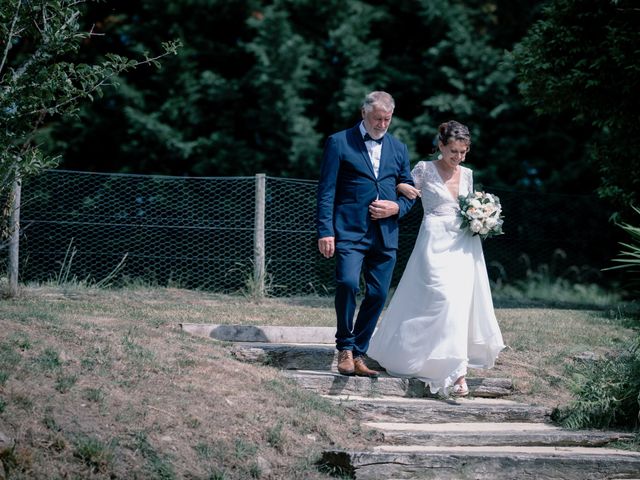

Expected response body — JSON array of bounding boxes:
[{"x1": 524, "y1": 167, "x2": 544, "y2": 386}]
[{"x1": 181, "y1": 323, "x2": 640, "y2": 479}]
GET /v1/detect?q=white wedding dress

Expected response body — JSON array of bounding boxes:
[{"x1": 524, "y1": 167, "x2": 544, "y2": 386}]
[{"x1": 368, "y1": 160, "x2": 505, "y2": 395}]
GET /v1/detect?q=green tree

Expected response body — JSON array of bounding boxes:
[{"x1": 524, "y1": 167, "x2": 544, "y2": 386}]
[
  {"x1": 38, "y1": 0, "x2": 260, "y2": 176},
  {"x1": 243, "y1": 0, "x2": 389, "y2": 177},
  {"x1": 512, "y1": 0, "x2": 640, "y2": 214},
  {"x1": 0, "y1": 0, "x2": 178, "y2": 295},
  {"x1": 381, "y1": 0, "x2": 595, "y2": 194},
  {"x1": 41, "y1": 0, "x2": 601, "y2": 197},
  {"x1": 513, "y1": 0, "x2": 640, "y2": 431},
  {"x1": 43, "y1": 0, "x2": 383, "y2": 178},
  {"x1": 0, "y1": 0, "x2": 179, "y2": 194}
]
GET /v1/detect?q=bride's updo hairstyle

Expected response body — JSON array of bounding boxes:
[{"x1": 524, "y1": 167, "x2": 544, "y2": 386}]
[{"x1": 437, "y1": 120, "x2": 471, "y2": 149}]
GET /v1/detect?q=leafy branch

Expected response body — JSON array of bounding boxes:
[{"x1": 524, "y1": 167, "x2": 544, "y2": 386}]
[
  {"x1": 0, "y1": 0, "x2": 22, "y2": 76},
  {"x1": 0, "y1": 0, "x2": 181, "y2": 194}
]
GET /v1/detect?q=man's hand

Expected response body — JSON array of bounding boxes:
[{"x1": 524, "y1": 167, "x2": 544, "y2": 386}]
[
  {"x1": 369, "y1": 200, "x2": 399, "y2": 220},
  {"x1": 318, "y1": 236, "x2": 335, "y2": 258}
]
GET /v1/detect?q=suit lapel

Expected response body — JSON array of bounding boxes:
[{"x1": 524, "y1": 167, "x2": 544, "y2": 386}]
[{"x1": 378, "y1": 136, "x2": 391, "y2": 176}]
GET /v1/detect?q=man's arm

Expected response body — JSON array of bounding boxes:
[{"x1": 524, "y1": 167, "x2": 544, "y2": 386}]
[
  {"x1": 395, "y1": 143, "x2": 415, "y2": 218},
  {"x1": 316, "y1": 137, "x2": 339, "y2": 256},
  {"x1": 316, "y1": 137, "x2": 339, "y2": 238}
]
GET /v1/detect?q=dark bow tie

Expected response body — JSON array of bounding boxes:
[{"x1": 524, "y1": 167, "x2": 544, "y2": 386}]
[{"x1": 364, "y1": 133, "x2": 383, "y2": 144}]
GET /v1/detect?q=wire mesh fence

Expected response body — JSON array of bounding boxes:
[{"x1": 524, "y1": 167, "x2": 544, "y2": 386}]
[{"x1": 6, "y1": 169, "x2": 623, "y2": 296}]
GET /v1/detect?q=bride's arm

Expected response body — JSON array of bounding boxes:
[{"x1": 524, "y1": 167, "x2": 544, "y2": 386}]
[{"x1": 397, "y1": 183, "x2": 421, "y2": 199}]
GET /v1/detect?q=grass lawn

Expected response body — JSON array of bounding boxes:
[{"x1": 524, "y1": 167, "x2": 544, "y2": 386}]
[{"x1": 0, "y1": 285, "x2": 636, "y2": 478}]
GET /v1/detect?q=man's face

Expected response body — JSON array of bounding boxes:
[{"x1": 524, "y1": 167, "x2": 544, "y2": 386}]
[{"x1": 362, "y1": 106, "x2": 392, "y2": 139}]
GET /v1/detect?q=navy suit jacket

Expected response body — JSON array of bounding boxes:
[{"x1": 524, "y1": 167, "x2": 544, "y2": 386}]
[{"x1": 316, "y1": 124, "x2": 415, "y2": 250}]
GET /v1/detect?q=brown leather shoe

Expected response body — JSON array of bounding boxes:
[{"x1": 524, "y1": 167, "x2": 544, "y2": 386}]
[
  {"x1": 353, "y1": 356, "x2": 380, "y2": 377},
  {"x1": 337, "y1": 350, "x2": 355, "y2": 376}
]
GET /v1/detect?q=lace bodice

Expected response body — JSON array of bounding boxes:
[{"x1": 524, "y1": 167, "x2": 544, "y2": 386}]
[{"x1": 411, "y1": 161, "x2": 473, "y2": 217}]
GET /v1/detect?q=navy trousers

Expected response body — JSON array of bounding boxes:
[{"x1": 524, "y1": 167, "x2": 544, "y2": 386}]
[{"x1": 334, "y1": 224, "x2": 397, "y2": 357}]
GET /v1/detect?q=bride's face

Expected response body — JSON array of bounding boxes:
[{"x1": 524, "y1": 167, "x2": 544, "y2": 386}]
[{"x1": 439, "y1": 140, "x2": 469, "y2": 168}]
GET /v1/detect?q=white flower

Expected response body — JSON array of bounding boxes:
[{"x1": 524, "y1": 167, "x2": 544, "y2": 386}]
[
  {"x1": 467, "y1": 207, "x2": 482, "y2": 219},
  {"x1": 483, "y1": 204, "x2": 497, "y2": 215},
  {"x1": 469, "y1": 199, "x2": 482, "y2": 209},
  {"x1": 485, "y1": 217, "x2": 498, "y2": 229},
  {"x1": 458, "y1": 190, "x2": 505, "y2": 240}
]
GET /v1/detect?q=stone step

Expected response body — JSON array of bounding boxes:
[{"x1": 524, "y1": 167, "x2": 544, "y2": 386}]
[
  {"x1": 183, "y1": 323, "x2": 638, "y2": 478},
  {"x1": 363, "y1": 421, "x2": 635, "y2": 447},
  {"x1": 188, "y1": 327, "x2": 512, "y2": 396},
  {"x1": 325, "y1": 395, "x2": 552, "y2": 424},
  {"x1": 318, "y1": 445, "x2": 640, "y2": 480},
  {"x1": 283, "y1": 370, "x2": 513, "y2": 398},
  {"x1": 283, "y1": 369, "x2": 425, "y2": 397},
  {"x1": 231, "y1": 342, "x2": 339, "y2": 370},
  {"x1": 232, "y1": 342, "x2": 505, "y2": 392},
  {"x1": 189, "y1": 326, "x2": 513, "y2": 397},
  {"x1": 180, "y1": 323, "x2": 335, "y2": 343},
  {"x1": 230, "y1": 340, "x2": 386, "y2": 373}
]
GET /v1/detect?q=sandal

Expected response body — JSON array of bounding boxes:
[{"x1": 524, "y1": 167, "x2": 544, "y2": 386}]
[{"x1": 451, "y1": 379, "x2": 469, "y2": 397}]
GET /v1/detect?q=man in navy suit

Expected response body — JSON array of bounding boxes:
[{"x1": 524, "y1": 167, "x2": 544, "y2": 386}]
[{"x1": 316, "y1": 91, "x2": 415, "y2": 376}]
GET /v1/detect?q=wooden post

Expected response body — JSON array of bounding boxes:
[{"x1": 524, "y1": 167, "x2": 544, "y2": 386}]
[
  {"x1": 253, "y1": 173, "x2": 266, "y2": 298},
  {"x1": 7, "y1": 173, "x2": 21, "y2": 297}
]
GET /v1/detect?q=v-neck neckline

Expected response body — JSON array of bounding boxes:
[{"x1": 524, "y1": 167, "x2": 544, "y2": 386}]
[{"x1": 432, "y1": 161, "x2": 460, "y2": 201}]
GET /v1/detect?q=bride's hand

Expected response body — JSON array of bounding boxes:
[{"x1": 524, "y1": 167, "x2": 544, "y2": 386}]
[{"x1": 397, "y1": 183, "x2": 421, "y2": 200}]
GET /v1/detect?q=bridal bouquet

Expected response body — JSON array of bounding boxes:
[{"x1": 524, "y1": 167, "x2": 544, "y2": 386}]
[{"x1": 458, "y1": 191, "x2": 504, "y2": 239}]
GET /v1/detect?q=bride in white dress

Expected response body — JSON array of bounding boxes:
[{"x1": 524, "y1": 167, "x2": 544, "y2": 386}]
[{"x1": 367, "y1": 120, "x2": 505, "y2": 397}]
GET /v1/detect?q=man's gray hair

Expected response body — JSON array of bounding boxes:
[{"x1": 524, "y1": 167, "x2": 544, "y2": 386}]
[{"x1": 362, "y1": 91, "x2": 395, "y2": 113}]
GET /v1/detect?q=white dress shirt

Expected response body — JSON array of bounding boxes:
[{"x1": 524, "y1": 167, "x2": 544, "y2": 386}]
[{"x1": 359, "y1": 123, "x2": 382, "y2": 178}]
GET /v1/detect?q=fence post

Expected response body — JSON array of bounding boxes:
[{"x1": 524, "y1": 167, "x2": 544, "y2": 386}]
[
  {"x1": 7, "y1": 173, "x2": 21, "y2": 297},
  {"x1": 254, "y1": 173, "x2": 266, "y2": 297}
]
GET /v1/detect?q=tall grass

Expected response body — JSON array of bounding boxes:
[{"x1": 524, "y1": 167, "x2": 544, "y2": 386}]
[
  {"x1": 491, "y1": 249, "x2": 623, "y2": 307},
  {"x1": 53, "y1": 238, "x2": 128, "y2": 289},
  {"x1": 552, "y1": 207, "x2": 640, "y2": 434},
  {"x1": 553, "y1": 335, "x2": 640, "y2": 432},
  {"x1": 603, "y1": 204, "x2": 640, "y2": 296}
]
